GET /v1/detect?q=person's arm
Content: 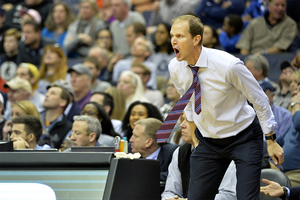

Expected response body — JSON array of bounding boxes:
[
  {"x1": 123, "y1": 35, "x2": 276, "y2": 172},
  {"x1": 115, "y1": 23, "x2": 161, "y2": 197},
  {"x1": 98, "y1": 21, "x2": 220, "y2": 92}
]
[
  {"x1": 63, "y1": 22, "x2": 81, "y2": 54},
  {"x1": 161, "y1": 147, "x2": 184, "y2": 200},
  {"x1": 235, "y1": 21, "x2": 254, "y2": 54},
  {"x1": 260, "y1": 179, "x2": 286, "y2": 198},
  {"x1": 218, "y1": 31, "x2": 240, "y2": 53}
]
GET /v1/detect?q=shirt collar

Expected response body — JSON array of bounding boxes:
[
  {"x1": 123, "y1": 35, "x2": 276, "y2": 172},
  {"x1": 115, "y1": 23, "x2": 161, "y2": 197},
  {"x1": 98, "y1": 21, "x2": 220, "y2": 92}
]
[
  {"x1": 146, "y1": 147, "x2": 161, "y2": 160},
  {"x1": 195, "y1": 46, "x2": 208, "y2": 68}
]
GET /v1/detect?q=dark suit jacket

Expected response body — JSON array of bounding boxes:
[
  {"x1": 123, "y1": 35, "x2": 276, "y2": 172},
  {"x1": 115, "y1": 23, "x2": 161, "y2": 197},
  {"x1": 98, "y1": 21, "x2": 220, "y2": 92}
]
[
  {"x1": 289, "y1": 186, "x2": 300, "y2": 200},
  {"x1": 66, "y1": 102, "x2": 81, "y2": 123},
  {"x1": 158, "y1": 143, "x2": 179, "y2": 182},
  {"x1": 128, "y1": 142, "x2": 178, "y2": 181}
]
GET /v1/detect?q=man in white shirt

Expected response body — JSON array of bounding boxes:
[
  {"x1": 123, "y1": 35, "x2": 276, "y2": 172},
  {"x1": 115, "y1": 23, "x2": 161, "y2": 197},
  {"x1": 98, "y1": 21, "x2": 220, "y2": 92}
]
[{"x1": 166, "y1": 15, "x2": 284, "y2": 199}]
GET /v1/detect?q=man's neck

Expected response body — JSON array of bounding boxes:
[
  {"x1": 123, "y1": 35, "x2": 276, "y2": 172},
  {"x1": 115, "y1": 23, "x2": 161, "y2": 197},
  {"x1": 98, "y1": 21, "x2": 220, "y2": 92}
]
[
  {"x1": 187, "y1": 46, "x2": 202, "y2": 66},
  {"x1": 132, "y1": 56, "x2": 146, "y2": 64},
  {"x1": 29, "y1": 141, "x2": 37, "y2": 149},
  {"x1": 281, "y1": 82, "x2": 290, "y2": 95},
  {"x1": 119, "y1": 12, "x2": 129, "y2": 22},
  {"x1": 142, "y1": 145, "x2": 159, "y2": 158},
  {"x1": 91, "y1": 78, "x2": 98, "y2": 88},
  {"x1": 28, "y1": 39, "x2": 41, "y2": 49},
  {"x1": 74, "y1": 89, "x2": 90, "y2": 102},
  {"x1": 6, "y1": 49, "x2": 18, "y2": 57},
  {"x1": 45, "y1": 109, "x2": 63, "y2": 123}
]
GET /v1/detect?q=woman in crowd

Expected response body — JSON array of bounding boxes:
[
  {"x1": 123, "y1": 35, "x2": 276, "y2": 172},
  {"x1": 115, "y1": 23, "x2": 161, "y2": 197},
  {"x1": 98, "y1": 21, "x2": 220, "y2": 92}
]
[
  {"x1": 81, "y1": 102, "x2": 120, "y2": 146},
  {"x1": 2, "y1": 100, "x2": 41, "y2": 141},
  {"x1": 202, "y1": 25, "x2": 219, "y2": 49},
  {"x1": 41, "y1": 2, "x2": 76, "y2": 47},
  {"x1": 121, "y1": 101, "x2": 163, "y2": 140},
  {"x1": 148, "y1": 23, "x2": 174, "y2": 81},
  {"x1": 96, "y1": 29, "x2": 114, "y2": 58},
  {"x1": 105, "y1": 86, "x2": 126, "y2": 121},
  {"x1": 117, "y1": 70, "x2": 149, "y2": 110},
  {"x1": 37, "y1": 44, "x2": 69, "y2": 94}
]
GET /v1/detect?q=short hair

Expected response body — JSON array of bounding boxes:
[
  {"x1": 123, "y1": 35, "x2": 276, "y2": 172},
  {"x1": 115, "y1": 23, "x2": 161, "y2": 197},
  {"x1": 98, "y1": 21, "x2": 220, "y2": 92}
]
[
  {"x1": 291, "y1": 71, "x2": 300, "y2": 82},
  {"x1": 23, "y1": 20, "x2": 42, "y2": 32},
  {"x1": 138, "y1": 36, "x2": 154, "y2": 54},
  {"x1": 226, "y1": 14, "x2": 243, "y2": 34},
  {"x1": 12, "y1": 115, "x2": 43, "y2": 143},
  {"x1": 91, "y1": 92, "x2": 115, "y2": 116},
  {"x1": 135, "y1": 118, "x2": 162, "y2": 145},
  {"x1": 4, "y1": 28, "x2": 22, "y2": 41},
  {"x1": 121, "y1": 0, "x2": 132, "y2": 8},
  {"x1": 244, "y1": 54, "x2": 269, "y2": 78},
  {"x1": 131, "y1": 63, "x2": 151, "y2": 76},
  {"x1": 89, "y1": 46, "x2": 111, "y2": 61},
  {"x1": 172, "y1": 15, "x2": 203, "y2": 46},
  {"x1": 83, "y1": 56, "x2": 101, "y2": 70},
  {"x1": 80, "y1": 0, "x2": 99, "y2": 16},
  {"x1": 12, "y1": 100, "x2": 41, "y2": 121},
  {"x1": 128, "y1": 22, "x2": 146, "y2": 36},
  {"x1": 73, "y1": 115, "x2": 102, "y2": 141}
]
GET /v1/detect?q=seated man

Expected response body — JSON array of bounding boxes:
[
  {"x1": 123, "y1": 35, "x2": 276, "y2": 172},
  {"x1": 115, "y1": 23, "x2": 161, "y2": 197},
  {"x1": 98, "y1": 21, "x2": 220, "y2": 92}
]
[
  {"x1": 161, "y1": 112, "x2": 237, "y2": 200},
  {"x1": 10, "y1": 115, "x2": 51, "y2": 149},
  {"x1": 63, "y1": 115, "x2": 106, "y2": 152},
  {"x1": 130, "y1": 118, "x2": 178, "y2": 181}
]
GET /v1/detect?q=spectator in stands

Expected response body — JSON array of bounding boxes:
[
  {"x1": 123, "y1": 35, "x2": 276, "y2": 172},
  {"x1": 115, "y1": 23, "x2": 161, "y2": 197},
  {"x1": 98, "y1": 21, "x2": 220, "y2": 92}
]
[
  {"x1": 3, "y1": 77, "x2": 32, "y2": 120},
  {"x1": 110, "y1": 0, "x2": 146, "y2": 56},
  {"x1": 260, "y1": 179, "x2": 300, "y2": 199},
  {"x1": 19, "y1": 8, "x2": 42, "y2": 28},
  {"x1": 0, "y1": 93, "x2": 6, "y2": 140},
  {"x1": 40, "y1": 83, "x2": 72, "y2": 149},
  {"x1": 11, "y1": 115, "x2": 51, "y2": 149},
  {"x1": 202, "y1": 25, "x2": 219, "y2": 49},
  {"x1": 37, "y1": 44, "x2": 68, "y2": 94},
  {"x1": 81, "y1": 101, "x2": 119, "y2": 146},
  {"x1": 2, "y1": 100, "x2": 41, "y2": 141},
  {"x1": 219, "y1": 14, "x2": 243, "y2": 53},
  {"x1": 277, "y1": 84, "x2": 300, "y2": 186},
  {"x1": 16, "y1": 20, "x2": 55, "y2": 67},
  {"x1": 117, "y1": 70, "x2": 149, "y2": 109},
  {"x1": 125, "y1": 22, "x2": 146, "y2": 49},
  {"x1": 64, "y1": 0, "x2": 106, "y2": 58},
  {"x1": 290, "y1": 71, "x2": 300, "y2": 98},
  {"x1": 130, "y1": 117, "x2": 178, "y2": 181},
  {"x1": 104, "y1": 86, "x2": 126, "y2": 121},
  {"x1": 0, "y1": 8, "x2": 7, "y2": 54},
  {"x1": 259, "y1": 81, "x2": 292, "y2": 137},
  {"x1": 160, "y1": 78, "x2": 180, "y2": 120},
  {"x1": 0, "y1": 28, "x2": 21, "y2": 81},
  {"x1": 48, "y1": 79, "x2": 81, "y2": 123},
  {"x1": 244, "y1": 54, "x2": 279, "y2": 90},
  {"x1": 16, "y1": 63, "x2": 45, "y2": 112},
  {"x1": 148, "y1": 23, "x2": 174, "y2": 81},
  {"x1": 291, "y1": 52, "x2": 300, "y2": 69},
  {"x1": 96, "y1": 29, "x2": 114, "y2": 58},
  {"x1": 90, "y1": 91, "x2": 123, "y2": 135},
  {"x1": 41, "y1": 2, "x2": 76, "y2": 48},
  {"x1": 274, "y1": 61, "x2": 298, "y2": 109},
  {"x1": 131, "y1": 63, "x2": 164, "y2": 109},
  {"x1": 4, "y1": 0, "x2": 53, "y2": 30},
  {"x1": 68, "y1": 115, "x2": 106, "y2": 148},
  {"x1": 122, "y1": 101, "x2": 163, "y2": 140},
  {"x1": 236, "y1": 0, "x2": 298, "y2": 55},
  {"x1": 149, "y1": 0, "x2": 198, "y2": 27},
  {"x1": 82, "y1": 57, "x2": 111, "y2": 92},
  {"x1": 69, "y1": 64, "x2": 93, "y2": 109},
  {"x1": 242, "y1": 0, "x2": 268, "y2": 27},
  {"x1": 161, "y1": 112, "x2": 237, "y2": 200},
  {"x1": 99, "y1": 0, "x2": 115, "y2": 27},
  {"x1": 113, "y1": 36, "x2": 157, "y2": 89},
  {"x1": 195, "y1": 0, "x2": 245, "y2": 30},
  {"x1": 88, "y1": 47, "x2": 111, "y2": 81}
]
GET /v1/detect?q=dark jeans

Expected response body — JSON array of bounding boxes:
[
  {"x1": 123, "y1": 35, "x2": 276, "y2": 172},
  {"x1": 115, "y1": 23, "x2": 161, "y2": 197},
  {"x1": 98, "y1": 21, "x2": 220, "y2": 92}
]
[{"x1": 188, "y1": 118, "x2": 263, "y2": 200}]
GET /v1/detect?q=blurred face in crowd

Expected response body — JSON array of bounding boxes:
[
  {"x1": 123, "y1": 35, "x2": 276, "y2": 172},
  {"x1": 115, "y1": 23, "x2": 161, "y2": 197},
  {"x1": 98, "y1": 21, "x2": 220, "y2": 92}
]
[
  {"x1": 22, "y1": 24, "x2": 40, "y2": 46},
  {"x1": 131, "y1": 37, "x2": 150, "y2": 58},
  {"x1": 88, "y1": 48, "x2": 108, "y2": 69},
  {"x1": 126, "y1": 25, "x2": 138, "y2": 47},
  {"x1": 43, "y1": 49, "x2": 61, "y2": 66},
  {"x1": 111, "y1": 0, "x2": 128, "y2": 21},
  {"x1": 25, "y1": 0, "x2": 41, "y2": 6},
  {"x1": 117, "y1": 73, "x2": 135, "y2": 98},
  {"x1": 90, "y1": 93, "x2": 105, "y2": 106},
  {"x1": 43, "y1": 87, "x2": 63, "y2": 109},
  {"x1": 155, "y1": 24, "x2": 170, "y2": 47},
  {"x1": 202, "y1": 25, "x2": 217, "y2": 48},
  {"x1": 80, "y1": 2, "x2": 95, "y2": 21},
  {"x1": 166, "y1": 78, "x2": 180, "y2": 103},
  {"x1": 97, "y1": 30, "x2": 112, "y2": 50},
  {"x1": 83, "y1": 61, "x2": 100, "y2": 81},
  {"x1": 279, "y1": 67, "x2": 294, "y2": 84},
  {"x1": 81, "y1": 104, "x2": 100, "y2": 121},
  {"x1": 53, "y1": 4, "x2": 67, "y2": 25},
  {"x1": 10, "y1": 123, "x2": 28, "y2": 143},
  {"x1": 70, "y1": 71, "x2": 91, "y2": 94},
  {"x1": 71, "y1": 120, "x2": 92, "y2": 147},
  {"x1": 16, "y1": 67, "x2": 35, "y2": 86},
  {"x1": 130, "y1": 123, "x2": 148, "y2": 155},
  {"x1": 129, "y1": 104, "x2": 148, "y2": 129},
  {"x1": 11, "y1": 105, "x2": 27, "y2": 120},
  {"x1": 8, "y1": 89, "x2": 29, "y2": 106},
  {"x1": 268, "y1": 0, "x2": 286, "y2": 21},
  {"x1": 180, "y1": 112, "x2": 194, "y2": 144},
  {"x1": 290, "y1": 74, "x2": 300, "y2": 96},
  {"x1": 4, "y1": 35, "x2": 19, "y2": 54}
]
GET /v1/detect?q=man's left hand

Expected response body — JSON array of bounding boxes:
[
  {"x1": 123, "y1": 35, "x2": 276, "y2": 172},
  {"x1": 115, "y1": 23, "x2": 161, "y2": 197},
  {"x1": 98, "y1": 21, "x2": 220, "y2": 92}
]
[{"x1": 267, "y1": 140, "x2": 284, "y2": 166}]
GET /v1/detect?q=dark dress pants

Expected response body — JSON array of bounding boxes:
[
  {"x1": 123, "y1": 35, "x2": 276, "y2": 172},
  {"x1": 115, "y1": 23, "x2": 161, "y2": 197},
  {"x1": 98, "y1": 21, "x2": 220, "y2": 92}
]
[{"x1": 188, "y1": 117, "x2": 263, "y2": 200}]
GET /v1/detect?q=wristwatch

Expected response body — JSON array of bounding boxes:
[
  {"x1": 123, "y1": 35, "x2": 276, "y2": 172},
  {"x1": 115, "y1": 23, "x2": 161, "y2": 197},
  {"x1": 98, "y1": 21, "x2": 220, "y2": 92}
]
[
  {"x1": 280, "y1": 186, "x2": 288, "y2": 200},
  {"x1": 265, "y1": 133, "x2": 276, "y2": 140},
  {"x1": 291, "y1": 102, "x2": 300, "y2": 108}
]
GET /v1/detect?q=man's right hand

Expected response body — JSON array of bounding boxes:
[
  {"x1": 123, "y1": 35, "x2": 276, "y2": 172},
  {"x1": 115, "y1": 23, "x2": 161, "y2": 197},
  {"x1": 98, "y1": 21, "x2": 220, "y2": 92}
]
[{"x1": 267, "y1": 139, "x2": 284, "y2": 166}]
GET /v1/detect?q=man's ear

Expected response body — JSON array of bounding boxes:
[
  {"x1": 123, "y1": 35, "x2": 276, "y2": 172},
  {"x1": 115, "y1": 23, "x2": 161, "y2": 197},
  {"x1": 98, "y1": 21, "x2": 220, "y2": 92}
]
[
  {"x1": 27, "y1": 132, "x2": 35, "y2": 143},
  {"x1": 89, "y1": 132, "x2": 97, "y2": 143},
  {"x1": 145, "y1": 138, "x2": 153, "y2": 148},
  {"x1": 59, "y1": 99, "x2": 68, "y2": 108},
  {"x1": 193, "y1": 35, "x2": 201, "y2": 46}
]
